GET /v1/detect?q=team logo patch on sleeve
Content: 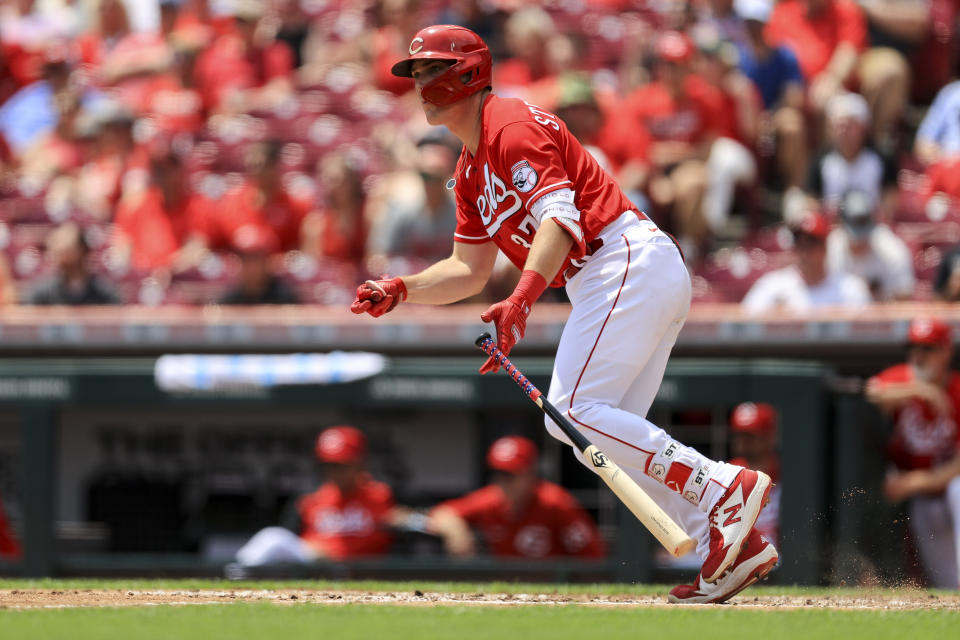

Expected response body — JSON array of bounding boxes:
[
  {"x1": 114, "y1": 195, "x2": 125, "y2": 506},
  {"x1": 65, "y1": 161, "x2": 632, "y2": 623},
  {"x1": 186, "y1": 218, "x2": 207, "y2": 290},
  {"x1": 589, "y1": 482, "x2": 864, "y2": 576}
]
[{"x1": 511, "y1": 160, "x2": 538, "y2": 193}]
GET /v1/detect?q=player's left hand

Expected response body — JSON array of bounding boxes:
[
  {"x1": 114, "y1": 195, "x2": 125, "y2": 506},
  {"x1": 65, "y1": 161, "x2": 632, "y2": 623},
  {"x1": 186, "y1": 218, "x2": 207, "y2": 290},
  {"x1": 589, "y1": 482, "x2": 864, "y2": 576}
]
[
  {"x1": 479, "y1": 297, "x2": 530, "y2": 374},
  {"x1": 479, "y1": 270, "x2": 548, "y2": 374}
]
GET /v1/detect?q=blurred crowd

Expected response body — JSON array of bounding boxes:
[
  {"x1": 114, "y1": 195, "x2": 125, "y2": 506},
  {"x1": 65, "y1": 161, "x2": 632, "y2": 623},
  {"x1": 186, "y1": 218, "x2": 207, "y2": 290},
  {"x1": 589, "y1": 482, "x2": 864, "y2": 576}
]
[{"x1": 0, "y1": 0, "x2": 957, "y2": 307}]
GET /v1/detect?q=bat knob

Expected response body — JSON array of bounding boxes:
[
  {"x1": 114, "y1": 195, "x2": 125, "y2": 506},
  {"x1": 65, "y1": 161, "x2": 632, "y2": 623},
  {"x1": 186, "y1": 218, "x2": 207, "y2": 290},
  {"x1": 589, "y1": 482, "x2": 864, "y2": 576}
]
[{"x1": 475, "y1": 332, "x2": 492, "y2": 347}]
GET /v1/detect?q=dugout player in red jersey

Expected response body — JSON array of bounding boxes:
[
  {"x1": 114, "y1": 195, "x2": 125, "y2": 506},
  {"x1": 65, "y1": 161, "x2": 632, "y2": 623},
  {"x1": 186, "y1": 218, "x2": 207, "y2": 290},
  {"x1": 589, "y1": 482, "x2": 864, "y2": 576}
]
[
  {"x1": 230, "y1": 426, "x2": 395, "y2": 574},
  {"x1": 866, "y1": 315, "x2": 960, "y2": 588},
  {"x1": 350, "y1": 25, "x2": 777, "y2": 603},
  {"x1": 427, "y1": 436, "x2": 605, "y2": 559}
]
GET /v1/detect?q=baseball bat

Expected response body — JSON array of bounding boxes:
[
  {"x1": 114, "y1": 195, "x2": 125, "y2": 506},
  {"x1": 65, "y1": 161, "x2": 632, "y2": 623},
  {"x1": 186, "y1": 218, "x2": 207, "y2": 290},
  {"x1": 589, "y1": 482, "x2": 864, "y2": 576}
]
[{"x1": 475, "y1": 332, "x2": 697, "y2": 558}]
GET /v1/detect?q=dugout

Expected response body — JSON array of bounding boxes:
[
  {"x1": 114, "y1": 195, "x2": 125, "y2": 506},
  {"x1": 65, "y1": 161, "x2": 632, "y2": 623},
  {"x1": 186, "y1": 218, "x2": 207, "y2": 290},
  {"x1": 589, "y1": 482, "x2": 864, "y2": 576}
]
[{"x1": 0, "y1": 354, "x2": 832, "y2": 586}]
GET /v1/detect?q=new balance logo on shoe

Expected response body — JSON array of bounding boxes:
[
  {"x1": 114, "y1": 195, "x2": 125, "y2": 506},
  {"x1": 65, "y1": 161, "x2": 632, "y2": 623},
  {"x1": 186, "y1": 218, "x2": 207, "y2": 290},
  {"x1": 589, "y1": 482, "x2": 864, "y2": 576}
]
[{"x1": 723, "y1": 503, "x2": 743, "y2": 527}]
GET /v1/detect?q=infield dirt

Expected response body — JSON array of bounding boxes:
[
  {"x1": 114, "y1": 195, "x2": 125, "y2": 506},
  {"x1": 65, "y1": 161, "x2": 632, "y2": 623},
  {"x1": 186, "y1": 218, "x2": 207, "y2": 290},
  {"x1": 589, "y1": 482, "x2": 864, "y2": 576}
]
[{"x1": 2, "y1": 588, "x2": 958, "y2": 610}]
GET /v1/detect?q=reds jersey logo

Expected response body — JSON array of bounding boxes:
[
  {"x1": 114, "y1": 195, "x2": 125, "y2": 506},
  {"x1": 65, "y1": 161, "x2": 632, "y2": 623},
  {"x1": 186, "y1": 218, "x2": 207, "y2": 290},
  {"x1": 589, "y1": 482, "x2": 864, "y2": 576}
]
[
  {"x1": 511, "y1": 160, "x2": 538, "y2": 193},
  {"x1": 476, "y1": 162, "x2": 523, "y2": 235},
  {"x1": 898, "y1": 405, "x2": 957, "y2": 456}
]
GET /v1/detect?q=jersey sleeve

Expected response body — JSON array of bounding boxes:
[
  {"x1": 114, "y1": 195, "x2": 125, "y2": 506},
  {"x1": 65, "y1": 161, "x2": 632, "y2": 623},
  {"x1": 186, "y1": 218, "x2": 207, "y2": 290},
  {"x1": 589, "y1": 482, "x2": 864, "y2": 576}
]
[{"x1": 494, "y1": 120, "x2": 586, "y2": 256}]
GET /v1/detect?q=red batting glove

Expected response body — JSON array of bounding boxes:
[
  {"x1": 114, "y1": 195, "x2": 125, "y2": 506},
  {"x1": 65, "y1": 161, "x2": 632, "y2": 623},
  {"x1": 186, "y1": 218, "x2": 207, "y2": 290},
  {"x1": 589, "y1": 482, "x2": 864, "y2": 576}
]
[
  {"x1": 350, "y1": 277, "x2": 407, "y2": 317},
  {"x1": 479, "y1": 269, "x2": 548, "y2": 374}
]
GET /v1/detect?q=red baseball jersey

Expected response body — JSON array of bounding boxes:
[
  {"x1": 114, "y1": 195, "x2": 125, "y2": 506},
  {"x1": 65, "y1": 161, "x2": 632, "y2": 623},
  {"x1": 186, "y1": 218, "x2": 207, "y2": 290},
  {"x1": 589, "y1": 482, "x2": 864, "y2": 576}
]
[
  {"x1": 296, "y1": 474, "x2": 395, "y2": 560},
  {"x1": 453, "y1": 95, "x2": 639, "y2": 286},
  {"x1": 869, "y1": 364, "x2": 960, "y2": 471},
  {"x1": 435, "y1": 480, "x2": 606, "y2": 558}
]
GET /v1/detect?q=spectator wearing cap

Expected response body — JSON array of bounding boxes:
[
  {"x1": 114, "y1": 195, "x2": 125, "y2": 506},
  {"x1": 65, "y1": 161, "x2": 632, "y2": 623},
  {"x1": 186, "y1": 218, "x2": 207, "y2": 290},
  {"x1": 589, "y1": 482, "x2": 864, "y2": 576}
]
[
  {"x1": 741, "y1": 211, "x2": 871, "y2": 312},
  {"x1": 728, "y1": 402, "x2": 781, "y2": 546},
  {"x1": 806, "y1": 92, "x2": 898, "y2": 218},
  {"x1": 733, "y1": 0, "x2": 808, "y2": 193},
  {"x1": 600, "y1": 31, "x2": 718, "y2": 260},
  {"x1": 866, "y1": 316, "x2": 960, "y2": 588},
  {"x1": 231, "y1": 425, "x2": 397, "y2": 571},
  {"x1": 552, "y1": 73, "x2": 613, "y2": 170},
  {"x1": 25, "y1": 222, "x2": 120, "y2": 305},
  {"x1": 826, "y1": 190, "x2": 915, "y2": 301},
  {"x1": 218, "y1": 225, "x2": 300, "y2": 305},
  {"x1": 426, "y1": 436, "x2": 605, "y2": 559}
]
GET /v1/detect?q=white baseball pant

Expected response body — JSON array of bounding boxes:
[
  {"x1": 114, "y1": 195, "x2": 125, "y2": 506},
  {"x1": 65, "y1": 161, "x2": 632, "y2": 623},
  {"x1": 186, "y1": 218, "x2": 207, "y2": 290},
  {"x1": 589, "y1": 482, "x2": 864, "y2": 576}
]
[{"x1": 546, "y1": 211, "x2": 742, "y2": 561}]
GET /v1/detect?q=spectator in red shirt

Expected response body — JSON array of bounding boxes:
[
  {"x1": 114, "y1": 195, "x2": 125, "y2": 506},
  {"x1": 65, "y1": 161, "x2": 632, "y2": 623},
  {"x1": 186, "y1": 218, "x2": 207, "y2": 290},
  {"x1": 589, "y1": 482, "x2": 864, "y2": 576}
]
[
  {"x1": 427, "y1": 436, "x2": 606, "y2": 559},
  {"x1": 765, "y1": 0, "x2": 867, "y2": 111},
  {"x1": 866, "y1": 315, "x2": 960, "y2": 588},
  {"x1": 208, "y1": 140, "x2": 314, "y2": 254},
  {"x1": 765, "y1": 0, "x2": 905, "y2": 152},
  {"x1": 230, "y1": 425, "x2": 396, "y2": 572},
  {"x1": 112, "y1": 146, "x2": 213, "y2": 274},
  {"x1": 193, "y1": 0, "x2": 294, "y2": 113},
  {"x1": 601, "y1": 31, "x2": 717, "y2": 260}
]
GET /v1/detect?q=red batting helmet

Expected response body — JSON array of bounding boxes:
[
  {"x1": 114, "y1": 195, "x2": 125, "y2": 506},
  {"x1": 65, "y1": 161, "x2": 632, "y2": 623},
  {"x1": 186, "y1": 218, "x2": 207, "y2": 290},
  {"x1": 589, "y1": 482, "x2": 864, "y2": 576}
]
[
  {"x1": 487, "y1": 436, "x2": 538, "y2": 474},
  {"x1": 390, "y1": 24, "x2": 492, "y2": 107},
  {"x1": 315, "y1": 426, "x2": 367, "y2": 464},
  {"x1": 730, "y1": 402, "x2": 777, "y2": 436},
  {"x1": 907, "y1": 315, "x2": 952, "y2": 347}
]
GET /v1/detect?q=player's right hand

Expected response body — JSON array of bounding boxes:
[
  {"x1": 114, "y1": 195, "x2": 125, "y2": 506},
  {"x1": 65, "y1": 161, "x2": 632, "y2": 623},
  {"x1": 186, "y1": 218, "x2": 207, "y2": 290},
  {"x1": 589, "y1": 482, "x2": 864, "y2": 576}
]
[{"x1": 350, "y1": 277, "x2": 407, "y2": 317}]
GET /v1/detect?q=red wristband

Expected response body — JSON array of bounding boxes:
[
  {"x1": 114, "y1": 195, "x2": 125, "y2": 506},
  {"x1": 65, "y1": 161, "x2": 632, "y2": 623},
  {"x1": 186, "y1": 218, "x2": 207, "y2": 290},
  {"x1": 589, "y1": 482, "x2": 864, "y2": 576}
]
[
  {"x1": 392, "y1": 276, "x2": 408, "y2": 302},
  {"x1": 511, "y1": 270, "x2": 548, "y2": 307}
]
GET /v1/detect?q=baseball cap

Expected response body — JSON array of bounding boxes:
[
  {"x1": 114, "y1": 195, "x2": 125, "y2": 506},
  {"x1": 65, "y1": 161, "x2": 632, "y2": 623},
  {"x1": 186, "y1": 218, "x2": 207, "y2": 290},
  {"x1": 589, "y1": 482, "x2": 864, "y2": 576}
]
[
  {"x1": 791, "y1": 211, "x2": 831, "y2": 241},
  {"x1": 487, "y1": 436, "x2": 538, "y2": 474},
  {"x1": 734, "y1": 0, "x2": 772, "y2": 23},
  {"x1": 907, "y1": 316, "x2": 952, "y2": 347},
  {"x1": 730, "y1": 402, "x2": 777, "y2": 436},
  {"x1": 315, "y1": 425, "x2": 367, "y2": 463},
  {"x1": 838, "y1": 190, "x2": 877, "y2": 240},
  {"x1": 654, "y1": 31, "x2": 694, "y2": 64},
  {"x1": 826, "y1": 92, "x2": 871, "y2": 127}
]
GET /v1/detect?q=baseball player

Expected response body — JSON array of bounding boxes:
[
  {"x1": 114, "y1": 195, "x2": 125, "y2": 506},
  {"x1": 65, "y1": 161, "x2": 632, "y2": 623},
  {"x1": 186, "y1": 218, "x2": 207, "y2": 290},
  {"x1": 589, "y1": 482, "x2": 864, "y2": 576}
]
[
  {"x1": 231, "y1": 425, "x2": 395, "y2": 572},
  {"x1": 350, "y1": 25, "x2": 776, "y2": 602},
  {"x1": 866, "y1": 315, "x2": 960, "y2": 588},
  {"x1": 428, "y1": 435, "x2": 606, "y2": 559}
]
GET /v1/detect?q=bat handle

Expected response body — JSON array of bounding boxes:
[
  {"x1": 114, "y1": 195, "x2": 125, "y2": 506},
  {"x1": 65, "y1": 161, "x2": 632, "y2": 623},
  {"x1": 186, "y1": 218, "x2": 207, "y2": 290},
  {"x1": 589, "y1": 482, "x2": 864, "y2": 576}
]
[{"x1": 475, "y1": 333, "x2": 542, "y2": 401}]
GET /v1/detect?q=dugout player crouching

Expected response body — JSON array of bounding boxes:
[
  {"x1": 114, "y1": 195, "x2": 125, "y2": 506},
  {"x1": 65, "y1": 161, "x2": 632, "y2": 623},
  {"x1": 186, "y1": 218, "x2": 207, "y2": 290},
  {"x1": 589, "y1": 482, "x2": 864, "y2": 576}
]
[
  {"x1": 427, "y1": 436, "x2": 606, "y2": 559},
  {"x1": 228, "y1": 426, "x2": 396, "y2": 577},
  {"x1": 351, "y1": 25, "x2": 778, "y2": 603}
]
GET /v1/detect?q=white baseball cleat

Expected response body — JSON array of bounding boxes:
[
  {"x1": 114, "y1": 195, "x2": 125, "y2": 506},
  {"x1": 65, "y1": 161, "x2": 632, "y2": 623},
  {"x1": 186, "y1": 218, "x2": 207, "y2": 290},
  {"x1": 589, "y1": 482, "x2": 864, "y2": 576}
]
[
  {"x1": 668, "y1": 528, "x2": 779, "y2": 604},
  {"x1": 701, "y1": 468, "x2": 772, "y2": 583}
]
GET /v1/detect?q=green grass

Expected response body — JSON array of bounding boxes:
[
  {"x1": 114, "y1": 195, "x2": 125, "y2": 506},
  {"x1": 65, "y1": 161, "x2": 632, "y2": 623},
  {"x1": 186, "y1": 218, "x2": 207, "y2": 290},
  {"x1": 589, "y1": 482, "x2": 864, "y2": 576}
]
[{"x1": 1, "y1": 601, "x2": 958, "y2": 640}]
